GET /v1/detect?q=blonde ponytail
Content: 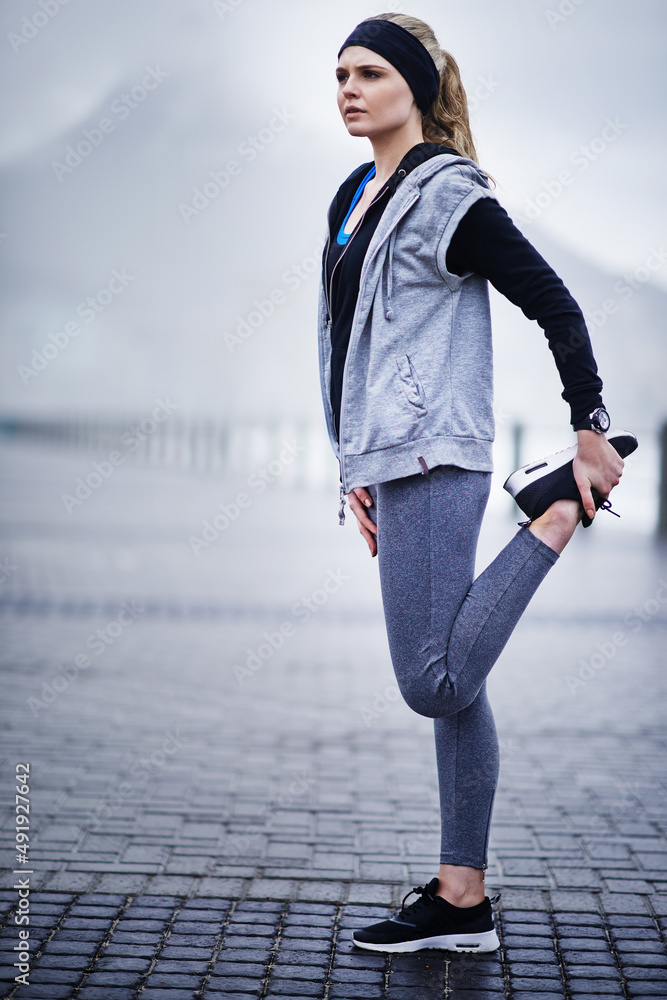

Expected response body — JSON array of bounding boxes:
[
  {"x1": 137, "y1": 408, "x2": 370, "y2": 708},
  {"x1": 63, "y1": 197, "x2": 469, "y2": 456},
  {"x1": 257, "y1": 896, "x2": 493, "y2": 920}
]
[{"x1": 367, "y1": 13, "x2": 495, "y2": 185}]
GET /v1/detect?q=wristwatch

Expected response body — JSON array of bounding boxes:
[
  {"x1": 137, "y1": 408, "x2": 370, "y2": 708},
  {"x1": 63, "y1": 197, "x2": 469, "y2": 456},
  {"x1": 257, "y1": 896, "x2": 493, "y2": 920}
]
[{"x1": 573, "y1": 406, "x2": 611, "y2": 434}]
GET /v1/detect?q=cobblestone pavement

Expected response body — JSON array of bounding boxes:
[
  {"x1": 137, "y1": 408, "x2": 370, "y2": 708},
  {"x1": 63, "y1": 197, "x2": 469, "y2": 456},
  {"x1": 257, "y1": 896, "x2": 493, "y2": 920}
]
[{"x1": 1, "y1": 439, "x2": 666, "y2": 999}]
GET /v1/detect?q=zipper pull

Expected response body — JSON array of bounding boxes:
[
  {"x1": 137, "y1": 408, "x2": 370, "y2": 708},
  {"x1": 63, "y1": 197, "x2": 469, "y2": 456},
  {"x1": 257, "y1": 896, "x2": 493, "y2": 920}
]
[{"x1": 338, "y1": 483, "x2": 346, "y2": 526}]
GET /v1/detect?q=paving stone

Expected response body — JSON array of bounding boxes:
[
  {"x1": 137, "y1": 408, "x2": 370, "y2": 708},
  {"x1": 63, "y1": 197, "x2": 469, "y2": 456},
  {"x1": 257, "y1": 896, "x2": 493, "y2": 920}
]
[
  {"x1": 143, "y1": 971, "x2": 205, "y2": 988},
  {"x1": 510, "y1": 979, "x2": 565, "y2": 992},
  {"x1": 328, "y1": 986, "x2": 384, "y2": 999},
  {"x1": 282, "y1": 924, "x2": 333, "y2": 940},
  {"x1": 244, "y1": 879, "x2": 296, "y2": 900},
  {"x1": 495, "y1": 890, "x2": 546, "y2": 911},
  {"x1": 140, "y1": 991, "x2": 204, "y2": 1000},
  {"x1": 501, "y1": 909, "x2": 552, "y2": 924},
  {"x1": 13, "y1": 987, "x2": 75, "y2": 998},
  {"x1": 44, "y1": 871, "x2": 99, "y2": 892},
  {"x1": 439, "y1": 993, "x2": 505, "y2": 1000},
  {"x1": 296, "y1": 880, "x2": 346, "y2": 902},
  {"x1": 346, "y1": 884, "x2": 394, "y2": 905},
  {"x1": 330, "y1": 968, "x2": 384, "y2": 984},
  {"x1": 266, "y1": 980, "x2": 324, "y2": 996},
  {"x1": 614, "y1": 939, "x2": 665, "y2": 954},
  {"x1": 108, "y1": 931, "x2": 165, "y2": 945},
  {"x1": 622, "y1": 966, "x2": 667, "y2": 979},
  {"x1": 151, "y1": 958, "x2": 211, "y2": 974},
  {"x1": 42, "y1": 940, "x2": 100, "y2": 955},
  {"x1": 81, "y1": 970, "x2": 145, "y2": 986},
  {"x1": 503, "y1": 934, "x2": 555, "y2": 948},
  {"x1": 607, "y1": 915, "x2": 657, "y2": 927},
  {"x1": 77, "y1": 990, "x2": 138, "y2": 1000},
  {"x1": 568, "y1": 991, "x2": 623, "y2": 998},
  {"x1": 217, "y1": 947, "x2": 273, "y2": 963},
  {"x1": 560, "y1": 949, "x2": 617, "y2": 964},
  {"x1": 565, "y1": 965, "x2": 622, "y2": 978},
  {"x1": 549, "y1": 891, "x2": 600, "y2": 912},
  {"x1": 509, "y1": 994, "x2": 567, "y2": 1000},
  {"x1": 268, "y1": 964, "x2": 327, "y2": 980},
  {"x1": 600, "y1": 893, "x2": 652, "y2": 915}
]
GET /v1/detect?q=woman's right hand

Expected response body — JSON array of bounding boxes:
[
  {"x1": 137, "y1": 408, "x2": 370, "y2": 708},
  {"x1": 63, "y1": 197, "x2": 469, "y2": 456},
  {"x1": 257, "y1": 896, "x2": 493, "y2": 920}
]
[{"x1": 347, "y1": 487, "x2": 377, "y2": 557}]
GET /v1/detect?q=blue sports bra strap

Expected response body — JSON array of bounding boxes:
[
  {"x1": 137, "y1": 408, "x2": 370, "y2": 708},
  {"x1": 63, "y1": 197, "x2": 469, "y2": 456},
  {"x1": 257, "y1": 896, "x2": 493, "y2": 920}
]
[{"x1": 337, "y1": 165, "x2": 376, "y2": 245}]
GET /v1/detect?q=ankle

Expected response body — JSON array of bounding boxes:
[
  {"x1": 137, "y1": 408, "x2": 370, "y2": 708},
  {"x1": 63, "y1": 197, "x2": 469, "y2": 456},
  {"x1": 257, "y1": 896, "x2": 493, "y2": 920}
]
[
  {"x1": 435, "y1": 874, "x2": 485, "y2": 908},
  {"x1": 528, "y1": 498, "x2": 581, "y2": 554}
]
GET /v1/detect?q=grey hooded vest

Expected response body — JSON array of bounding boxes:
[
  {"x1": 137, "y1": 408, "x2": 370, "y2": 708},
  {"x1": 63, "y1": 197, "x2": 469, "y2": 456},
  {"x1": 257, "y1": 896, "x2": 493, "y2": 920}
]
[{"x1": 317, "y1": 153, "x2": 498, "y2": 499}]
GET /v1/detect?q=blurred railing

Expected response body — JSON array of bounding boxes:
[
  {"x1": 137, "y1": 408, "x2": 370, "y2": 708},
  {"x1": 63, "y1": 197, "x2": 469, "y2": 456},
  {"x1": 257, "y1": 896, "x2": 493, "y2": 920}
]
[
  {"x1": 1, "y1": 415, "x2": 665, "y2": 534},
  {"x1": 0, "y1": 413, "x2": 340, "y2": 490}
]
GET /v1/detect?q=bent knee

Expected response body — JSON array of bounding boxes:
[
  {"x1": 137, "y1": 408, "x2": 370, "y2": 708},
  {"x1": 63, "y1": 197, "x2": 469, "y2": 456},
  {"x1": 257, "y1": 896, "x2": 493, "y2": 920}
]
[{"x1": 399, "y1": 676, "x2": 465, "y2": 719}]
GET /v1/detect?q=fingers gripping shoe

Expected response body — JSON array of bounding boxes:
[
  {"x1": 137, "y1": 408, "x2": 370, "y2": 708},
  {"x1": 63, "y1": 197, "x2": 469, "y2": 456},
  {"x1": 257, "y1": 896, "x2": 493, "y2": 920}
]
[
  {"x1": 503, "y1": 430, "x2": 638, "y2": 528},
  {"x1": 351, "y1": 877, "x2": 501, "y2": 953}
]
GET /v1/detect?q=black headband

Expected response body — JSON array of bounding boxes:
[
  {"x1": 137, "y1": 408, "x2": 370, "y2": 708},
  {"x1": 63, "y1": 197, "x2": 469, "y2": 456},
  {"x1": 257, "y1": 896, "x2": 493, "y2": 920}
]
[{"x1": 337, "y1": 18, "x2": 441, "y2": 115}]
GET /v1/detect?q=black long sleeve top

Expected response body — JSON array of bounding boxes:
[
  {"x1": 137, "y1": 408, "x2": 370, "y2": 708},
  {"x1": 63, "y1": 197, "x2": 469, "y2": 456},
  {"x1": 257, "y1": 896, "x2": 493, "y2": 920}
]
[{"x1": 325, "y1": 144, "x2": 604, "y2": 440}]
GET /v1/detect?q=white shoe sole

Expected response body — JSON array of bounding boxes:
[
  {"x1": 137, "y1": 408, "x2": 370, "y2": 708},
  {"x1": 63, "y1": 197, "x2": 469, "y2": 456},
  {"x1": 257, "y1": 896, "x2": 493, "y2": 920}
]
[
  {"x1": 502, "y1": 429, "x2": 637, "y2": 502},
  {"x1": 352, "y1": 927, "x2": 500, "y2": 953},
  {"x1": 502, "y1": 443, "x2": 576, "y2": 500}
]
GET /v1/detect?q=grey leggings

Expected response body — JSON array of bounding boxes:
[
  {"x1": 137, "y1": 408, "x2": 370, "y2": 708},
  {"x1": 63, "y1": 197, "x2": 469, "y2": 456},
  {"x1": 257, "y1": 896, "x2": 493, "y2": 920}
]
[{"x1": 365, "y1": 464, "x2": 559, "y2": 869}]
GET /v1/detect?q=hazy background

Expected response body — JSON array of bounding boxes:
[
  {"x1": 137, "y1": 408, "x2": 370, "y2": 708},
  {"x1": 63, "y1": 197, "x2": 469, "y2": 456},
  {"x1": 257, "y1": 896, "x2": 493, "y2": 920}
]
[
  {"x1": 0, "y1": 0, "x2": 666, "y2": 516},
  {"x1": 1, "y1": 3, "x2": 666, "y2": 932}
]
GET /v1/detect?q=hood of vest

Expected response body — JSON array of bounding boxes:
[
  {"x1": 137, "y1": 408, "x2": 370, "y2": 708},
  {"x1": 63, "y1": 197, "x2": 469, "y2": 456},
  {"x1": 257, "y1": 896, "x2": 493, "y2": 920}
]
[{"x1": 324, "y1": 143, "x2": 489, "y2": 324}]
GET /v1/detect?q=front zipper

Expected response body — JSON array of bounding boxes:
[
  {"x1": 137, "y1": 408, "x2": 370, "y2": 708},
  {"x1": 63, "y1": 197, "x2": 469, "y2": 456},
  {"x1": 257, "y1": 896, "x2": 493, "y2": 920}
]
[
  {"x1": 338, "y1": 482, "x2": 346, "y2": 526},
  {"x1": 324, "y1": 178, "x2": 387, "y2": 324},
  {"x1": 337, "y1": 187, "x2": 421, "y2": 498},
  {"x1": 324, "y1": 181, "x2": 390, "y2": 525}
]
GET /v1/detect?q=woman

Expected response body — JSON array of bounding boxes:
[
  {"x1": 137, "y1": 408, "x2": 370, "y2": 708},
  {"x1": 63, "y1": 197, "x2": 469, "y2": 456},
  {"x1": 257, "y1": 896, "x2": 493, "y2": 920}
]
[{"x1": 317, "y1": 13, "x2": 636, "y2": 953}]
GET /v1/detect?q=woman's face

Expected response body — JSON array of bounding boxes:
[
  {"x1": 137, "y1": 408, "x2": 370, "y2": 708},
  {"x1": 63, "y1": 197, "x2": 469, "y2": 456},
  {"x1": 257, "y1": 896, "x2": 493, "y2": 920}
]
[{"x1": 336, "y1": 46, "x2": 418, "y2": 137}]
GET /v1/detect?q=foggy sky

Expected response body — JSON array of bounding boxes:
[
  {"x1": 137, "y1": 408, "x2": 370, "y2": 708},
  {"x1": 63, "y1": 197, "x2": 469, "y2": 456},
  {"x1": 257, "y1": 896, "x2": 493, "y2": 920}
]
[{"x1": 0, "y1": 0, "x2": 665, "y2": 418}]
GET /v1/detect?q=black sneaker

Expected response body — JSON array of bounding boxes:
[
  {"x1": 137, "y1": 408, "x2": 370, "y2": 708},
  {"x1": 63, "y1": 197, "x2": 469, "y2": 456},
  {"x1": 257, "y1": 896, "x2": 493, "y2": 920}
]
[
  {"x1": 503, "y1": 429, "x2": 638, "y2": 528},
  {"x1": 351, "y1": 877, "x2": 500, "y2": 953}
]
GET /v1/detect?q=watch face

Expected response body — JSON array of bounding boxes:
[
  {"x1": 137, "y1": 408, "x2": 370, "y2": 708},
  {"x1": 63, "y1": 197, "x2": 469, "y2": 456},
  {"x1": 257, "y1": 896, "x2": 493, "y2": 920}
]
[{"x1": 594, "y1": 408, "x2": 610, "y2": 432}]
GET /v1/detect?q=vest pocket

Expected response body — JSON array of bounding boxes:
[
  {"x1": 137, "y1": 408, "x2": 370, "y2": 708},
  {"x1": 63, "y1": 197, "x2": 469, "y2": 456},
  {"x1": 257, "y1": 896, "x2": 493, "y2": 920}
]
[{"x1": 395, "y1": 354, "x2": 428, "y2": 413}]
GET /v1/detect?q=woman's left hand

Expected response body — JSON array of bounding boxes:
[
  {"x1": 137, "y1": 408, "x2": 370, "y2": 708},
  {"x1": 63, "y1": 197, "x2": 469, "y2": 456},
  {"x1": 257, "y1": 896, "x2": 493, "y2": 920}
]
[{"x1": 572, "y1": 430, "x2": 624, "y2": 521}]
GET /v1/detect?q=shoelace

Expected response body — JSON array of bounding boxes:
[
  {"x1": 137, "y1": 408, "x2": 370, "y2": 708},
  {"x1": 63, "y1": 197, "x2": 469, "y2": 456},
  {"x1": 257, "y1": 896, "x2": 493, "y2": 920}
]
[
  {"x1": 519, "y1": 496, "x2": 621, "y2": 528},
  {"x1": 597, "y1": 498, "x2": 620, "y2": 518},
  {"x1": 398, "y1": 884, "x2": 433, "y2": 919},
  {"x1": 399, "y1": 886, "x2": 502, "y2": 920}
]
